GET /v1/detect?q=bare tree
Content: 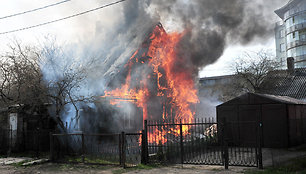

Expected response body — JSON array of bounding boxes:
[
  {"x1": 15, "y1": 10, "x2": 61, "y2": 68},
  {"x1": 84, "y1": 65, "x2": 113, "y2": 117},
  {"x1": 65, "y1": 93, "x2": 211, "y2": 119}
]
[
  {"x1": 224, "y1": 50, "x2": 282, "y2": 99},
  {"x1": 0, "y1": 39, "x2": 95, "y2": 132},
  {"x1": 40, "y1": 42, "x2": 95, "y2": 131},
  {"x1": 0, "y1": 41, "x2": 47, "y2": 111}
]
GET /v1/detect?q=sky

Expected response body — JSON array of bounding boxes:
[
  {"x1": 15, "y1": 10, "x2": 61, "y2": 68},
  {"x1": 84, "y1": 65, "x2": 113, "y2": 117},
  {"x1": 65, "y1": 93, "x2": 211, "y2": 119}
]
[
  {"x1": 199, "y1": 37, "x2": 277, "y2": 77},
  {"x1": 0, "y1": 0, "x2": 288, "y2": 78}
]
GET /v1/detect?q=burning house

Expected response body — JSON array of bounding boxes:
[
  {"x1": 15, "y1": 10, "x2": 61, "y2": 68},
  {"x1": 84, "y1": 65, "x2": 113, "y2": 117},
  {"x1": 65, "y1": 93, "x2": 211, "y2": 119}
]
[{"x1": 98, "y1": 23, "x2": 199, "y2": 142}]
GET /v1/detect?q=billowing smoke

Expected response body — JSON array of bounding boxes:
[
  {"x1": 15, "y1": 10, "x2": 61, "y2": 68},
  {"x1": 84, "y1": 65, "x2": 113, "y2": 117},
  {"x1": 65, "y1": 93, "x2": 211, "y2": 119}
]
[
  {"x1": 86, "y1": 0, "x2": 288, "y2": 81},
  {"x1": 39, "y1": 0, "x2": 288, "y2": 132},
  {"x1": 142, "y1": 0, "x2": 287, "y2": 76}
]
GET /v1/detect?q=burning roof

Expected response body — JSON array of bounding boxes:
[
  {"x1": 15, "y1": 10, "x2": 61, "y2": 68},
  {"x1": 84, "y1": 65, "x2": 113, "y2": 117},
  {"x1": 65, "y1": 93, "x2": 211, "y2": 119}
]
[{"x1": 102, "y1": 23, "x2": 199, "y2": 143}]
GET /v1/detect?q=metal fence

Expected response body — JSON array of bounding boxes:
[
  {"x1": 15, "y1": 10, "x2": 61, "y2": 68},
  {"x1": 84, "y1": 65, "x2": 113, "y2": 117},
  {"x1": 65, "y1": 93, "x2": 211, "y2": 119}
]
[
  {"x1": 0, "y1": 119, "x2": 262, "y2": 169},
  {"x1": 0, "y1": 128, "x2": 51, "y2": 156},
  {"x1": 125, "y1": 133, "x2": 142, "y2": 167},
  {"x1": 50, "y1": 132, "x2": 142, "y2": 168},
  {"x1": 143, "y1": 118, "x2": 263, "y2": 169}
]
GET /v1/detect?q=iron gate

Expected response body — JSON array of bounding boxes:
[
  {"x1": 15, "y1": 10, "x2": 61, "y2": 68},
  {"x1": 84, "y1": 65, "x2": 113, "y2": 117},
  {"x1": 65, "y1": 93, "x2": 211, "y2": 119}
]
[
  {"x1": 143, "y1": 118, "x2": 262, "y2": 169},
  {"x1": 224, "y1": 121, "x2": 262, "y2": 167}
]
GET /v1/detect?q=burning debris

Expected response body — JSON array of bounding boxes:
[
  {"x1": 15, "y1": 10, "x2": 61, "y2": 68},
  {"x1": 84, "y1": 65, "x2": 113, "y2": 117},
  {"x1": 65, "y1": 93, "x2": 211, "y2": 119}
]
[
  {"x1": 102, "y1": 23, "x2": 199, "y2": 143},
  {"x1": 204, "y1": 124, "x2": 217, "y2": 138}
]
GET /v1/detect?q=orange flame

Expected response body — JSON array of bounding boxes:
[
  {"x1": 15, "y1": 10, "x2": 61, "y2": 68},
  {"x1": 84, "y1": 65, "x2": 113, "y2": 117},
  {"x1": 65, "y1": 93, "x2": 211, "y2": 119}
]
[{"x1": 102, "y1": 24, "x2": 199, "y2": 144}]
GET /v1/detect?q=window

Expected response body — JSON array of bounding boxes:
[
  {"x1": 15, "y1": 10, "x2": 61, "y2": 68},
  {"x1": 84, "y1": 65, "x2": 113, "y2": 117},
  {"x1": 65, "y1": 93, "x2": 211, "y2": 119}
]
[
  {"x1": 279, "y1": 30, "x2": 285, "y2": 38},
  {"x1": 300, "y1": 28, "x2": 306, "y2": 35},
  {"x1": 280, "y1": 43, "x2": 286, "y2": 52},
  {"x1": 293, "y1": 16, "x2": 295, "y2": 24}
]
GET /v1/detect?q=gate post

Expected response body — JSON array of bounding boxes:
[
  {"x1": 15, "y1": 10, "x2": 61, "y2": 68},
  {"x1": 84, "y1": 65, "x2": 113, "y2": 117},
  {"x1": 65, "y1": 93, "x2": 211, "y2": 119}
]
[
  {"x1": 119, "y1": 134, "x2": 122, "y2": 165},
  {"x1": 258, "y1": 122, "x2": 263, "y2": 169},
  {"x1": 222, "y1": 117, "x2": 229, "y2": 170},
  {"x1": 141, "y1": 130, "x2": 145, "y2": 164},
  {"x1": 8, "y1": 127, "x2": 12, "y2": 156},
  {"x1": 224, "y1": 140, "x2": 229, "y2": 170},
  {"x1": 141, "y1": 128, "x2": 148, "y2": 164},
  {"x1": 49, "y1": 132, "x2": 54, "y2": 161},
  {"x1": 179, "y1": 119, "x2": 184, "y2": 165},
  {"x1": 121, "y1": 131, "x2": 126, "y2": 168},
  {"x1": 36, "y1": 129, "x2": 40, "y2": 157},
  {"x1": 144, "y1": 120, "x2": 149, "y2": 164},
  {"x1": 81, "y1": 133, "x2": 85, "y2": 163}
]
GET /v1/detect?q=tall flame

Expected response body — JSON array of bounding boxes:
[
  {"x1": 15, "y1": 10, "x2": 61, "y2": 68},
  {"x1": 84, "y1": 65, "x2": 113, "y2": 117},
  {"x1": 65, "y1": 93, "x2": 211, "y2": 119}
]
[{"x1": 102, "y1": 23, "x2": 199, "y2": 144}]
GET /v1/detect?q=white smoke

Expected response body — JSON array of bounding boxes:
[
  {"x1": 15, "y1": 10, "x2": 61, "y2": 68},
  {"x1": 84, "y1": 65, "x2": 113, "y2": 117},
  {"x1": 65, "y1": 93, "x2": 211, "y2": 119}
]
[{"x1": 36, "y1": 0, "x2": 288, "y2": 132}]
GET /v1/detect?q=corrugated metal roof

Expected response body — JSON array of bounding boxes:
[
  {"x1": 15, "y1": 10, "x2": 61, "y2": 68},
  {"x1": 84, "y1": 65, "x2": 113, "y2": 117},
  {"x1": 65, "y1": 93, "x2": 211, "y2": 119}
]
[
  {"x1": 269, "y1": 68, "x2": 306, "y2": 100},
  {"x1": 255, "y1": 93, "x2": 306, "y2": 104},
  {"x1": 217, "y1": 92, "x2": 306, "y2": 107}
]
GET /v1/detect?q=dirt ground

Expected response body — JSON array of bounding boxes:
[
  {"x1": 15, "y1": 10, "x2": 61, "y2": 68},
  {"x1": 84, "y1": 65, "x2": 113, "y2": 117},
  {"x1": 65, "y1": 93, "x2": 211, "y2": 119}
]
[
  {"x1": 125, "y1": 165, "x2": 250, "y2": 174},
  {"x1": 0, "y1": 163, "x2": 252, "y2": 174}
]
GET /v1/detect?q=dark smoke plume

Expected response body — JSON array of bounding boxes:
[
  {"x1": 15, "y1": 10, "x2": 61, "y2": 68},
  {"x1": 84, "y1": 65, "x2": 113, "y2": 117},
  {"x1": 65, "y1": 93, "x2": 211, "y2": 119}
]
[
  {"x1": 96, "y1": 0, "x2": 287, "y2": 80},
  {"x1": 144, "y1": 0, "x2": 287, "y2": 75}
]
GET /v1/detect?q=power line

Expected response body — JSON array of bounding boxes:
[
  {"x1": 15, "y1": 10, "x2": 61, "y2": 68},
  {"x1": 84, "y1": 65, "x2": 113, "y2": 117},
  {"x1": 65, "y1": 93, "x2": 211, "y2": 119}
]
[
  {"x1": 0, "y1": 0, "x2": 127, "y2": 35},
  {"x1": 0, "y1": 0, "x2": 71, "y2": 20}
]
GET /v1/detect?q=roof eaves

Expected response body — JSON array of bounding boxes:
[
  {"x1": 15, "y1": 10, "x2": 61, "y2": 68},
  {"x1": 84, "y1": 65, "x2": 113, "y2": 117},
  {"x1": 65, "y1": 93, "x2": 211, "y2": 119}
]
[
  {"x1": 275, "y1": 0, "x2": 301, "y2": 19},
  {"x1": 255, "y1": 93, "x2": 306, "y2": 104}
]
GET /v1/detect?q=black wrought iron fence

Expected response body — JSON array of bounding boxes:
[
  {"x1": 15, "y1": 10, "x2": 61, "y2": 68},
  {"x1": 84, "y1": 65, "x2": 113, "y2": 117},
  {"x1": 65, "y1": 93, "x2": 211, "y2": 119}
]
[
  {"x1": 0, "y1": 118, "x2": 263, "y2": 169},
  {"x1": 143, "y1": 118, "x2": 263, "y2": 169},
  {"x1": 125, "y1": 133, "x2": 142, "y2": 167},
  {"x1": 50, "y1": 132, "x2": 143, "y2": 168}
]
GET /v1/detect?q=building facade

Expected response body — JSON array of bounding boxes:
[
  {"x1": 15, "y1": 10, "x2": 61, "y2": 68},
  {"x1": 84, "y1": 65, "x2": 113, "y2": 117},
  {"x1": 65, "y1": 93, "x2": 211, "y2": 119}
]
[{"x1": 275, "y1": 0, "x2": 306, "y2": 68}]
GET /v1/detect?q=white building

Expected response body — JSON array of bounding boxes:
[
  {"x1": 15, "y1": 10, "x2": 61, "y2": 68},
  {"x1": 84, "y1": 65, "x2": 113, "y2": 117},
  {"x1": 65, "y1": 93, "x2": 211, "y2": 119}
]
[{"x1": 275, "y1": 0, "x2": 306, "y2": 68}]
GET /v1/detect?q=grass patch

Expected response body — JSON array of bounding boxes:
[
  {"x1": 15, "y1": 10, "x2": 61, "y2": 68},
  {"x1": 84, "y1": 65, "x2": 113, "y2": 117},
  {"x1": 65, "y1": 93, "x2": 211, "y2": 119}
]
[
  {"x1": 10, "y1": 159, "x2": 32, "y2": 167},
  {"x1": 64, "y1": 156, "x2": 118, "y2": 165},
  {"x1": 135, "y1": 163, "x2": 160, "y2": 169},
  {"x1": 211, "y1": 168, "x2": 224, "y2": 171},
  {"x1": 245, "y1": 156, "x2": 306, "y2": 174},
  {"x1": 58, "y1": 163, "x2": 114, "y2": 171},
  {"x1": 112, "y1": 164, "x2": 160, "y2": 174}
]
